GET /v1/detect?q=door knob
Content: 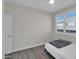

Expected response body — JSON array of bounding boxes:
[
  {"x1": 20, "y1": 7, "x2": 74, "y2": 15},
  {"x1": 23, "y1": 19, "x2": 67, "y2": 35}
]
[{"x1": 8, "y1": 35, "x2": 12, "y2": 38}]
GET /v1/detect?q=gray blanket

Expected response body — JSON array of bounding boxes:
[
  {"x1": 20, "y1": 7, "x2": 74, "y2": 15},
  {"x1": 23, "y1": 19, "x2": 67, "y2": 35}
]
[{"x1": 49, "y1": 39, "x2": 72, "y2": 48}]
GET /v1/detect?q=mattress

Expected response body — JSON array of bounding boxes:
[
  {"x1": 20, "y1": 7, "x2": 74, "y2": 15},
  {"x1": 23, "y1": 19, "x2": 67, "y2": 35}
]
[{"x1": 45, "y1": 41, "x2": 76, "y2": 59}]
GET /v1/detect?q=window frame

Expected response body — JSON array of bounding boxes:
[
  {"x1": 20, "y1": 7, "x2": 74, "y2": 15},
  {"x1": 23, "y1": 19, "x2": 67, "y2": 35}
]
[{"x1": 55, "y1": 11, "x2": 76, "y2": 35}]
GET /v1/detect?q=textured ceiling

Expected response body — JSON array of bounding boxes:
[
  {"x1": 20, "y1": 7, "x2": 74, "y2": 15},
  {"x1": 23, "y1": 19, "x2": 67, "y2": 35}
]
[{"x1": 4, "y1": 0, "x2": 76, "y2": 12}]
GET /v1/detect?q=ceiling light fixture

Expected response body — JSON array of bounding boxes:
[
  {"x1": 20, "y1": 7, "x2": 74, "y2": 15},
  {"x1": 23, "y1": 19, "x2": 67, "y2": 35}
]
[{"x1": 49, "y1": 0, "x2": 55, "y2": 5}]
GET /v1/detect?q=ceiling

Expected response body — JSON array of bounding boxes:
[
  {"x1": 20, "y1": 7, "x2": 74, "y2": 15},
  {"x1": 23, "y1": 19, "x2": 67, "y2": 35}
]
[{"x1": 4, "y1": 0, "x2": 76, "y2": 12}]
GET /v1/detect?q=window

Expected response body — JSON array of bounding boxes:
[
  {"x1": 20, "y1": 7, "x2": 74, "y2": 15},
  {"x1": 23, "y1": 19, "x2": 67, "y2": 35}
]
[
  {"x1": 65, "y1": 11, "x2": 76, "y2": 33},
  {"x1": 56, "y1": 11, "x2": 76, "y2": 33},
  {"x1": 56, "y1": 16, "x2": 64, "y2": 32}
]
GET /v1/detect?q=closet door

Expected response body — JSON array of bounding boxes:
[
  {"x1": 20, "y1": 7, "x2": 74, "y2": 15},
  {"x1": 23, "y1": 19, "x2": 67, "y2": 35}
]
[{"x1": 4, "y1": 14, "x2": 12, "y2": 54}]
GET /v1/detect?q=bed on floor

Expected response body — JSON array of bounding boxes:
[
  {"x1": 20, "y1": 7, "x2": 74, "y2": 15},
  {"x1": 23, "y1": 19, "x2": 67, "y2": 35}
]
[{"x1": 44, "y1": 39, "x2": 76, "y2": 59}]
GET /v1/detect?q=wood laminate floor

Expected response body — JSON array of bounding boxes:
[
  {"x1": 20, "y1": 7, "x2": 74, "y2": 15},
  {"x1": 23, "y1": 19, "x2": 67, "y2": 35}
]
[{"x1": 5, "y1": 45, "x2": 55, "y2": 59}]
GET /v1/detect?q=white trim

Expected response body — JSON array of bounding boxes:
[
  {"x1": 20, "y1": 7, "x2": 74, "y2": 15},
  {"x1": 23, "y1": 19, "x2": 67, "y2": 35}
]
[
  {"x1": 55, "y1": 32, "x2": 76, "y2": 36},
  {"x1": 11, "y1": 42, "x2": 46, "y2": 53}
]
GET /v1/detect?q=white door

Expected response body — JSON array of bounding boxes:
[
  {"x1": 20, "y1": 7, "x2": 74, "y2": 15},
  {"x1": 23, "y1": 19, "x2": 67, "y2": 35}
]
[{"x1": 4, "y1": 14, "x2": 12, "y2": 54}]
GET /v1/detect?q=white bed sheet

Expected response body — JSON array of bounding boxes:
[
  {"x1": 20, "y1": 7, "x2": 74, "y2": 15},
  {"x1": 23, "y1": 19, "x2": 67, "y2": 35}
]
[{"x1": 45, "y1": 43, "x2": 76, "y2": 59}]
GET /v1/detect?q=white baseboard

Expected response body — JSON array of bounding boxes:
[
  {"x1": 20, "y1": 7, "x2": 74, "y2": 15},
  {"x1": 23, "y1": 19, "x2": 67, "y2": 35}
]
[{"x1": 12, "y1": 42, "x2": 46, "y2": 53}]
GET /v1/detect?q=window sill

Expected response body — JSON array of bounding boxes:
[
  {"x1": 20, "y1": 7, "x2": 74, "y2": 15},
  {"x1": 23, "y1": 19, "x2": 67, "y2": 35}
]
[{"x1": 55, "y1": 31, "x2": 76, "y2": 36}]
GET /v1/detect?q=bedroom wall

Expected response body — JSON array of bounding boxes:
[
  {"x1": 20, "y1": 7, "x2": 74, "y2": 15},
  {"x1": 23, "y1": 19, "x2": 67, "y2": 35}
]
[
  {"x1": 4, "y1": 2, "x2": 54, "y2": 51},
  {"x1": 51, "y1": 5, "x2": 76, "y2": 43},
  {"x1": 4, "y1": 2, "x2": 76, "y2": 52}
]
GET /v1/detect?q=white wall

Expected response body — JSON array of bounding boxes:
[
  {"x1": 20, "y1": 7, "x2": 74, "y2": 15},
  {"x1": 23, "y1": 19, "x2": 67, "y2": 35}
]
[
  {"x1": 51, "y1": 5, "x2": 76, "y2": 43},
  {"x1": 4, "y1": 2, "x2": 76, "y2": 52},
  {"x1": 4, "y1": 2, "x2": 53, "y2": 51}
]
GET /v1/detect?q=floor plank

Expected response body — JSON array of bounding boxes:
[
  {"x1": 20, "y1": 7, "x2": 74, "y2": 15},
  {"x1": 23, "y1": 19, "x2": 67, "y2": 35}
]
[
  {"x1": 5, "y1": 45, "x2": 55, "y2": 59},
  {"x1": 27, "y1": 48, "x2": 36, "y2": 59},
  {"x1": 22, "y1": 50, "x2": 28, "y2": 59}
]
